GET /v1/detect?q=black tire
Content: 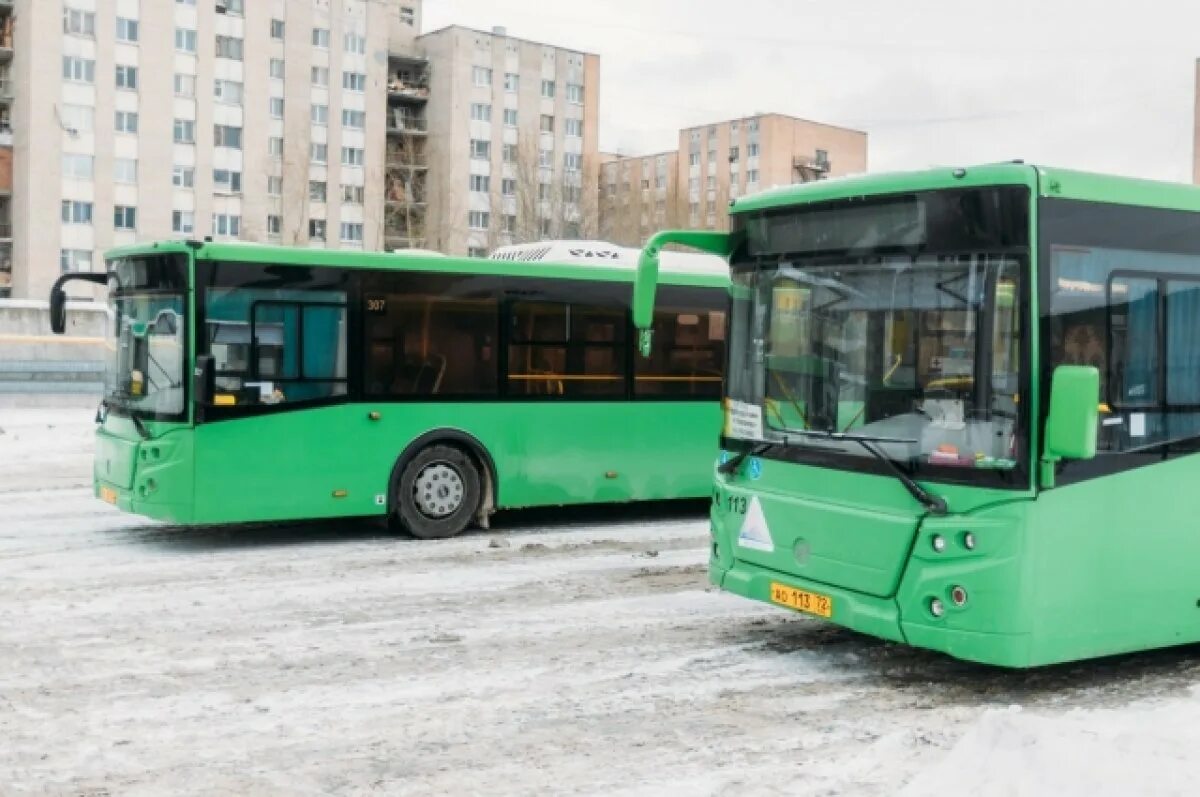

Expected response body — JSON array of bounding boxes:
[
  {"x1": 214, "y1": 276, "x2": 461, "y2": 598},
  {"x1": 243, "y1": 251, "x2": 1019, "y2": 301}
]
[{"x1": 393, "y1": 445, "x2": 481, "y2": 539}]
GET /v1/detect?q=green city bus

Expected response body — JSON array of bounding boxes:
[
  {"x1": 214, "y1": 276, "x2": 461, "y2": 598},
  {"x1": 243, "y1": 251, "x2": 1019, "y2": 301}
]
[
  {"x1": 633, "y1": 162, "x2": 1200, "y2": 667},
  {"x1": 49, "y1": 241, "x2": 728, "y2": 538}
]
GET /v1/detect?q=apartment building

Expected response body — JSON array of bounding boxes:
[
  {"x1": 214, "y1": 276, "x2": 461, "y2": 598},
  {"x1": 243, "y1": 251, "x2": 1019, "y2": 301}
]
[
  {"x1": 600, "y1": 113, "x2": 867, "y2": 247},
  {"x1": 4, "y1": 0, "x2": 418, "y2": 301},
  {"x1": 390, "y1": 25, "x2": 600, "y2": 257}
]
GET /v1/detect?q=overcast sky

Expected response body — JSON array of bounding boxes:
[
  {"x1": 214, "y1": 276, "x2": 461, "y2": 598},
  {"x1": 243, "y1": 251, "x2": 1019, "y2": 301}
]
[{"x1": 423, "y1": 0, "x2": 1199, "y2": 182}]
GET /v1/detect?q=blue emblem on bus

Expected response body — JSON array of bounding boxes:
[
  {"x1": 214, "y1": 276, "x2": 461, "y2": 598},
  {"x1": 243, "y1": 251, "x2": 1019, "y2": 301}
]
[{"x1": 748, "y1": 458, "x2": 763, "y2": 480}]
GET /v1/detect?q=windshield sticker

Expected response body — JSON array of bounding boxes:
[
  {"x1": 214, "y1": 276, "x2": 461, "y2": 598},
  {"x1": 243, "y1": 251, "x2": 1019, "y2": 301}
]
[
  {"x1": 1130, "y1": 413, "x2": 1146, "y2": 438},
  {"x1": 737, "y1": 496, "x2": 774, "y2": 552},
  {"x1": 726, "y1": 400, "x2": 764, "y2": 441}
]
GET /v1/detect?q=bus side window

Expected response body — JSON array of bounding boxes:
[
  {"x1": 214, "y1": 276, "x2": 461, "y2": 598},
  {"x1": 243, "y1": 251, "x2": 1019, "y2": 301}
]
[
  {"x1": 507, "y1": 301, "x2": 626, "y2": 397},
  {"x1": 635, "y1": 290, "x2": 726, "y2": 398}
]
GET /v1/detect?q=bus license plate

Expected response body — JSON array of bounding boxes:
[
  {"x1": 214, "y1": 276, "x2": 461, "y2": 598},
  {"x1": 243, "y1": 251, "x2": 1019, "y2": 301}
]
[
  {"x1": 770, "y1": 582, "x2": 833, "y2": 618},
  {"x1": 99, "y1": 486, "x2": 118, "y2": 505}
]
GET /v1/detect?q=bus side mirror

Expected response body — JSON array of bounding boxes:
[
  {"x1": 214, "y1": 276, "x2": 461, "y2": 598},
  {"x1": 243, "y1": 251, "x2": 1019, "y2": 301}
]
[
  {"x1": 49, "y1": 286, "x2": 67, "y2": 334},
  {"x1": 1045, "y1": 365, "x2": 1099, "y2": 461},
  {"x1": 193, "y1": 354, "x2": 214, "y2": 419}
]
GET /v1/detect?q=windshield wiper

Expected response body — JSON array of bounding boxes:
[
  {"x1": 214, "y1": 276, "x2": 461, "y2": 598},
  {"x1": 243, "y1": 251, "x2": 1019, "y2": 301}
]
[
  {"x1": 717, "y1": 442, "x2": 772, "y2": 475},
  {"x1": 129, "y1": 412, "x2": 152, "y2": 441},
  {"x1": 773, "y1": 428, "x2": 948, "y2": 515}
]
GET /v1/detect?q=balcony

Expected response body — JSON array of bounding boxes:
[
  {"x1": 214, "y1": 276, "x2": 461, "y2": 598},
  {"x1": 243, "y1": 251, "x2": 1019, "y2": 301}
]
[
  {"x1": 387, "y1": 80, "x2": 429, "y2": 104},
  {"x1": 385, "y1": 160, "x2": 428, "y2": 172},
  {"x1": 387, "y1": 113, "x2": 428, "y2": 136},
  {"x1": 0, "y1": 78, "x2": 12, "y2": 104}
]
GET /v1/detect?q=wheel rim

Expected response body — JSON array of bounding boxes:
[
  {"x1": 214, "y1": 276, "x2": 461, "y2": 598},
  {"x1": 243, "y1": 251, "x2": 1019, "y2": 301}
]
[{"x1": 412, "y1": 461, "x2": 465, "y2": 519}]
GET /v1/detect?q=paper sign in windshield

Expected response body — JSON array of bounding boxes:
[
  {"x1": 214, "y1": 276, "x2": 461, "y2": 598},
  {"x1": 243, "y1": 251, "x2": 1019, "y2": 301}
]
[{"x1": 725, "y1": 400, "x2": 764, "y2": 441}]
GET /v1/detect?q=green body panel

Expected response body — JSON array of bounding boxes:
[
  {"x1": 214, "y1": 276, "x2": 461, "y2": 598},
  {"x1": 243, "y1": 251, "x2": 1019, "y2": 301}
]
[
  {"x1": 94, "y1": 417, "x2": 195, "y2": 523},
  {"x1": 702, "y1": 163, "x2": 1200, "y2": 667}
]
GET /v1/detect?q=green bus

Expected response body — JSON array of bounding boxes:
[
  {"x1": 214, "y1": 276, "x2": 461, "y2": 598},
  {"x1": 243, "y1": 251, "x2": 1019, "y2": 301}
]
[
  {"x1": 50, "y1": 241, "x2": 728, "y2": 538},
  {"x1": 633, "y1": 162, "x2": 1200, "y2": 667}
]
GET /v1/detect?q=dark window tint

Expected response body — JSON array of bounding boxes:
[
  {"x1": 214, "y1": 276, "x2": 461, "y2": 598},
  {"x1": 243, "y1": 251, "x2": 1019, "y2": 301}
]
[
  {"x1": 635, "y1": 287, "x2": 725, "y2": 398},
  {"x1": 363, "y1": 274, "x2": 499, "y2": 397},
  {"x1": 508, "y1": 301, "x2": 626, "y2": 397}
]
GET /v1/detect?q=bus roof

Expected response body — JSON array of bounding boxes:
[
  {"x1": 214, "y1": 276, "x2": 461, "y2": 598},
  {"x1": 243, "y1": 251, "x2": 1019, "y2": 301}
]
[
  {"x1": 489, "y1": 240, "x2": 729, "y2": 277},
  {"x1": 729, "y1": 163, "x2": 1200, "y2": 216},
  {"x1": 104, "y1": 240, "x2": 729, "y2": 289}
]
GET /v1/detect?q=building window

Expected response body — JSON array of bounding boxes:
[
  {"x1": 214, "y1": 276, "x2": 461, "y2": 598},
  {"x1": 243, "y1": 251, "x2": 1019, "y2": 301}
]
[
  {"x1": 62, "y1": 57, "x2": 96, "y2": 84},
  {"x1": 309, "y1": 219, "x2": 327, "y2": 241},
  {"x1": 173, "y1": 119, "x2": 195, "y2": 143},
  {"x1": 175, "y1": 28, "x2": 197, "y2": 53},
  {"x1": 215, "y1": 35, "x2": 244, "y2": 61},
  {"x1": 214, "y1": 79, "x2": 243, "y2": 104},
  {"x1": 115, "y1": 111, "x2": 139, "y2": 134},
  {"x1": 538, "y1": 149, "x2": 552, "y2": 168},
  {"x1": 311, "y1": 104, "x2": 328, "y2": 126},
  {"x1": 115, "y1": 65, "x2": 138, "y2": 91},
  {"x1": 270, "y1": 58, "x2": 285, "y2": 79},
  {"x1": 114, "y1": 206, "x2": 137, "y2": 231},
  {"x1": 564, "y1": 185, "x2": 581, "y2": 204},
  {"x1": 212, "y1": 214, "x2": 241, "y2": 238},
  {"x1": 267, "y1": 176, "x2": 283, "y2": 195},
  {"x1": 342, "y1": 185, "x2": 365, "y2": 204},
  {"x1": 566, "y1": 83, "x2": 583, "y2": 104},
  {"x1": 174, "y1": 74, "x2": 196, "y2": 97},
  {"x1": 340, "y1": 223, "x2": 364, "y2": 243},
  {"x1": 219, "y1": 0, "x2": 244, "y2": 15},
  {"x1": 504, "y1": 73, "x2": 519, "y2": 92},
  {"x1": 342, "y1": 147, "x2": 364, "y2": 167},
  {"x1": 468, "y1": 247, "x2": 487, "y2": 258},
  {"x1": 469, "y1": 174, "x2": 490, "y2": 192},
  {"x1": 538, "y1": 184, "x2": 551, "y2": 201},
  {"x1": 60, "y1": 249, "x2": 92, "y2": 273},
  {"x1": 540, "y1": 115, "x2": 554, "y2": 133},
  {"x1": 400, "y1": 5, "x2": 415, "y2": 25},
  {"x1": 114, "y1": 158, "x2": 137, "y2": 184},
  {"x1": 172, "y1": 167, "x2": 194, "y2": 188},
  {"x1": 470, "y1": 139, "x2": 490, "y2": 160},
  {"x1": 63, "y1": 8, "x2": 96, "y2": 37},
  {"x1": 309, "y1": 181, "x2": 327, "y2": 202},
  {"x1": 344, "y1": 32, "x2": 366, "y2": 54},
  {"x1": 60, "y1": 105, "x2": 94, "y2": 134},
  {"x1": 564, "y1": 153, "x2": 582, "y2": 172},
  {"x1": 473, "y1": 66, "x2": 492, "y2": 87},
  {"x1": 311, "y1": 143, "x2": 327, "y2": 163},
  {"x1": 565, "y1": 118, "x2": 582, "y2": 138},
  {"x1": 116, "y1": 17, "x2": 139, "y2": 43},
  {"x1": 502, "y1": 144, "x2": 517, "y2": 164},
  {"x1": 269, "y1": 137, "x2": 284, "y2": 157},
  {"x1": 213, "y1": 169, "x2": 242, "y2": 194},
  {"x1": 342, "y1": 72, "x2": 366, "y2": 92},
  {"x1": 172, "y1": 210, "x2": 195, "y2": 234},
  {"x1": 729, "y1": 146, "x2": 739, "y2": 163},
  {"x1": 214, "y1": 125, "x2": 243, "y2": 149},
  {"x1": 541, "y1": 80, "x2": 555, "y2": 98},
  {"x1": 270, "y1": 19, "x2": 285, "y2": 39},
  {"x1": 267, "y1": 215, "x2": 282, "y2": 236},
  {"x1": 688, "y1": 152, "x2": 700, "y2": 166},
  {"x1": 62, "y1": 154, "x2": 94, "y2": 181},
  {"x1": 502, "y1": 108, "x2": 518, "y2": 127},
  {"x1": 747, "y1": 142, "x2": 760, "y2": 157},
  {"x1": 747, "y1": 169, "x2": 760, "y2": 184},
  {"x1": 311, "y1": 66, "x2": 329, "y2": 87},
  {"x1": 269, "y1": 97, "x2": 285, "y2": 118},
  {"x1": 470, "y1": 103, "x2": 491, "y2": 122},
  {"x1": 312, "y1": 28, "x2": 330, "y2": 48},
  {"x1": 501, "y1": 178, "x2": 516, "y2": 196},
  {"x1": 342, "y1": 109, "x2": 365, "y2": 129},
  {"x1": 468, "y1": 211, "x2": 489, "y2": 230},
  {"x1": 61, "y1": 200, "x2": 94, "y2": 225},
  {"x1": 503, "y1": 214, "x2": 516, "y2": 233}
]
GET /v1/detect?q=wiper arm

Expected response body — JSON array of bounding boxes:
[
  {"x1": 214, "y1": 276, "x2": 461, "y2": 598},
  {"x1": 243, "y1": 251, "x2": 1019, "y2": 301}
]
[
  {"x1": 855, "y1": 438, "x2": 947, "y2": 515},
  {"x1": 129, "y1": 412, "x2": 152, "y2": 441},
  {"x1": 718, "y1": 442, "x2": 771, "y2": 475},
  {"x1": 774, "y1": 427, "x2": 947, "y2": 515}
]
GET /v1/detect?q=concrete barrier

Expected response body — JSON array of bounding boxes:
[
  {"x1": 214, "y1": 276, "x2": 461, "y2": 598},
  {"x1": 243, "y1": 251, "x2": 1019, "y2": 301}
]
[{"x1": 0, "y1": 299, "x2": 107, "y2": 406}]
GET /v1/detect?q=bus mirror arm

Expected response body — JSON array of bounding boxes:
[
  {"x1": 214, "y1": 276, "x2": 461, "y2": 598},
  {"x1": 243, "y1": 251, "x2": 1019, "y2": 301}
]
[
  {"x1": 48, "y1": 272, "x2": 109, "y2": 334},
  {"x1": 633, "y1": 230, "x2": 741, "y2": 357}
]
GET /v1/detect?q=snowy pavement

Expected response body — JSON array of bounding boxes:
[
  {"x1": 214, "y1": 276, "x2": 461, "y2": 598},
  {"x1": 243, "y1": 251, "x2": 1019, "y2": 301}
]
[{"x1": 4, "y1": 409, "x2": 1200, "y2": 795}]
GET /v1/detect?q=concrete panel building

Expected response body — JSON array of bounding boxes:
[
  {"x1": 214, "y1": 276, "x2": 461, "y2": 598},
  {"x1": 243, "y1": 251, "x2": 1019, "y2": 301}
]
[
  {"x1": 3, "y1": 0, "x2": 418, "y2": 300},
  {"x1": 390, "y1": 25, "x2": 600, "y2": 257},
  {"x1": 600, "y1": 113, "x2": 867, "y2": 247}
]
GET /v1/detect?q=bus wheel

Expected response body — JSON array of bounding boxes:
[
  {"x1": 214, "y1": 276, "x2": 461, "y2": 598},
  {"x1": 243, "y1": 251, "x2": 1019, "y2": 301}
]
[{"x1": 395, "y1": 445, "x2": 481, "y2": 539}]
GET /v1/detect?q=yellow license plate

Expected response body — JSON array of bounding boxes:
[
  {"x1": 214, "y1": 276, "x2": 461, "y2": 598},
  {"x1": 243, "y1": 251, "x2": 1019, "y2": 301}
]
[
  {"x1": 99, "y1": 486, "x2": 118, "y2": 505},
  {"x1": 770, "y1": 582, "x2": 833, "y2": 618}
]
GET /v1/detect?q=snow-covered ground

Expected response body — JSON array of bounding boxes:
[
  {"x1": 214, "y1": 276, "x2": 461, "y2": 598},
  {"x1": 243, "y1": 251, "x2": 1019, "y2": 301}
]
[{"x1": 4, "y1": 408, "x2": 1200, "y2": 795}]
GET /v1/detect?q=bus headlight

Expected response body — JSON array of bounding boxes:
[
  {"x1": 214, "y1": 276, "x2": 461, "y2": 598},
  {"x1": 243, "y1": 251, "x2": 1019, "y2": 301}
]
[
  {"x1": 963, "y1": 532, "x2": 976, "y2": 550},
  {"x1": 931, "y1": 534, "x2": 946, "y2": 553},
  {"x1": 930, "y1": 597, "x2": 945, "y2": 617}
]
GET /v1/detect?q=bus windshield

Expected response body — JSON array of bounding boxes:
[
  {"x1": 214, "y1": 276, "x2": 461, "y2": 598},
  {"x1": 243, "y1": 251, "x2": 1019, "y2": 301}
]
[
  {"x1": 105, "y1": 254, "x2": 188, "y2": 420},
  {"x1": 725, "y1": 187, "x2": 1029, "y2": 483}
]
